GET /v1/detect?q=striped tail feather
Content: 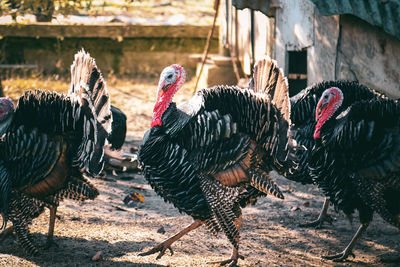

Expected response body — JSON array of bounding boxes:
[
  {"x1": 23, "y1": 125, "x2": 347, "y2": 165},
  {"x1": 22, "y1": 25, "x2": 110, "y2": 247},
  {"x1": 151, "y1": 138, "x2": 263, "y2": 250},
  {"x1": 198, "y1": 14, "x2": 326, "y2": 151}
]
[
  {"x1": 50, "y1": 180, "x2": 99, "y2": 203},
  {"x1": 70, "y1": 49, "x2": 112, "y2": 175},
  {"x1": 249, "y1": 169, "x2": 284, "y2": 199},
  {"x1": 251, "y1": 56, "x2": 290, "y2": 124},
  {"x1": 200, "y1": 176, "x2": 241, "y2": 248}
]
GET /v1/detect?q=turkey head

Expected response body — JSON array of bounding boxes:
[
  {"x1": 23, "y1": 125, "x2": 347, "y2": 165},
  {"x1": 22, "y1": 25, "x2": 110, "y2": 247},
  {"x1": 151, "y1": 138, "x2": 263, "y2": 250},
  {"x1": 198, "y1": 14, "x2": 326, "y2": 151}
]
[
  {"x1": 314, "y1": 87, "x2": 343, "y2": 139},
  {"x1": 151, "y1": 64, "x2": 186, "y2": 128}
]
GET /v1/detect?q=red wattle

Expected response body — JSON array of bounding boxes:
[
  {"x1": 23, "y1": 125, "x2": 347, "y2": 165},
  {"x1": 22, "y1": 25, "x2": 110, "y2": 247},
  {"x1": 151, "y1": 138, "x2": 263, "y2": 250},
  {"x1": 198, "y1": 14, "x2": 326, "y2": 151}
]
[
  {"x1": 313, "y1": 127, "x2": 321, "y2": 139},
  {"x1": 151, "y1": 117, "x2": 162, "y2": 128},
  {"x1": 151, "y1": 85, "x2": 175, "y2": 127}
]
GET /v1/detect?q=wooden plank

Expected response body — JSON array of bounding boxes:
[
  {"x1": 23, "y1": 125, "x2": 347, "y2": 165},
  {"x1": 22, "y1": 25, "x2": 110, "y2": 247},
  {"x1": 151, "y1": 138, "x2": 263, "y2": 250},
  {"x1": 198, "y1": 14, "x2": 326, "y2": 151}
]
[
  {"x1": 0, "y1": 24, "x2": 219, "y2": 39},
  {"x1": 0, "y1": 64, "x2": 38, "y2": 69}
]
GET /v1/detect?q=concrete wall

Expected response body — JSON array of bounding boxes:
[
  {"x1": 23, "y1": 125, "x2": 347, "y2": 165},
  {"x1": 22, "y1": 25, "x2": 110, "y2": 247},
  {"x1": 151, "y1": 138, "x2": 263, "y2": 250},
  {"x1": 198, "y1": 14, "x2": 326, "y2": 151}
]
[
  {"x1": 221, "y1": 0, "x2": 400, "y2": 98},
  {"x1": 0, "y1": 24, "x2": 218, "y2": 79},
  {"x1": 307, "y1": 14, "x2": 339, "y2": 85},
  {"x1": 274, "y1": 0, "x2": 315, "y2": 74},
  {"x1": 337, "y1": 15, "x2": 400, "y2": 98},
  {"x1": 278, "y1": 1, "x2": 400, "y2": 98}
]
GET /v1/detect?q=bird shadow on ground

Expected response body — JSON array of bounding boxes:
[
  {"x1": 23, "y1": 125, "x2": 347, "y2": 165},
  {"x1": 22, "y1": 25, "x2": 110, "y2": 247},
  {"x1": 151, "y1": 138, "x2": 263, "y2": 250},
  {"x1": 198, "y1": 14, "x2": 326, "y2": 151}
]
[{"x1": 0, "y1": 232, "x2": 165, "y2": 266}]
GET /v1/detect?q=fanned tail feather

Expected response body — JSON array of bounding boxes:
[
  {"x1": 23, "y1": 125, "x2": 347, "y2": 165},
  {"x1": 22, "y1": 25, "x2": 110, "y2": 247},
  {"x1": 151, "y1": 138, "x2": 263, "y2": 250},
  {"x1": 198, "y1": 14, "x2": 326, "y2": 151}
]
[
  {"x1": 250, "y1": 56, "x2": 290, "y2": 123},
  {"x1": 70, "y1": 49, "x2": 112, "y2": 133},
  {"x1": 251, "y1": 57, "x2": 300, "y2": 175},
  {"x1": 70, "y1": 49, "x2": 112, "y2": 175}
]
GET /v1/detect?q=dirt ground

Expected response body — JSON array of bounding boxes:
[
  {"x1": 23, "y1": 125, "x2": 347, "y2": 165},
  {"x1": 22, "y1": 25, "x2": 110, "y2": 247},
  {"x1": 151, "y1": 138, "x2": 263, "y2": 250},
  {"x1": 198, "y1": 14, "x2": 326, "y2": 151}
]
[{"x1": 0, "y1": 77, "x2": 400, "y2": 266}]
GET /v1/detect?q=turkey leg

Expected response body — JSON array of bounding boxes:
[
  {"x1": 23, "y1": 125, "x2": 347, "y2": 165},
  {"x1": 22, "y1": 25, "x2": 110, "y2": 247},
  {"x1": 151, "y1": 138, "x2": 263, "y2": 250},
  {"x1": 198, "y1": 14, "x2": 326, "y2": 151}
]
[
  {"x1": 139, "y1": 219, "x2": 203, "y2": 259},
  {"x1": 207, "y1": 215, "x2": 244, "y2": 266},
  {"x1": 323, "y1": 222, "x2": 369, "y2": 261},
  {"x1": 45, "y1": 206, "x2": 58, "y2": 248},
  {"x1": 299, "y1": 198, "x2": 333, "y2": 228}
]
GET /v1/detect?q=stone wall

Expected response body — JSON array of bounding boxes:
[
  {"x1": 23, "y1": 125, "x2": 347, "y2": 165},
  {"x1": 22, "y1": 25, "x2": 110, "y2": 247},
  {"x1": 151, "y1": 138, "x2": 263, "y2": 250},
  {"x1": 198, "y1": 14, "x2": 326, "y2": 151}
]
[{"x1": 0, "y1": 24, "x2": 218, "y2": 78}]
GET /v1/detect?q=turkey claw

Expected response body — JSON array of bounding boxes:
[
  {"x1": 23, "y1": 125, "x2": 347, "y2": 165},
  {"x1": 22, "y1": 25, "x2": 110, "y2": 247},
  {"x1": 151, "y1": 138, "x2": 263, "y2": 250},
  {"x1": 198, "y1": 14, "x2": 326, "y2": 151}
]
[
  {"x1": 139, "y1": 243, "x2": 174, "y2": 260},
  {"x1": 299, "y1": 213, "x2": 333, "y2": 229},
  {"x1": 323, "y1": 250, "x2": 355, "y2": 261},
  {"x1": 207, "y1": 255, "x2": 244, "y2": 266}
]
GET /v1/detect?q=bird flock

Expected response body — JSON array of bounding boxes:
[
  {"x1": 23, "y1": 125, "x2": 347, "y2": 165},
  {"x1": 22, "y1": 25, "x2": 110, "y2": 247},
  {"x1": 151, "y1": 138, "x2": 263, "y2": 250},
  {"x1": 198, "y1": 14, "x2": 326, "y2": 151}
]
[{"x1": 0, "y1": 49, "x2": 399, "y2": 266}]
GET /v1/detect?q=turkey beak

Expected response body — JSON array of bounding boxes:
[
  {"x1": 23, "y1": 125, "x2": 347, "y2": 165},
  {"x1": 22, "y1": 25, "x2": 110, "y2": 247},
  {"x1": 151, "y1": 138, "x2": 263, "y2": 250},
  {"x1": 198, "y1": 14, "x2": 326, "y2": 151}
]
[{"x1": 155, "y1": 82, "x2": 166, "y2": 103}]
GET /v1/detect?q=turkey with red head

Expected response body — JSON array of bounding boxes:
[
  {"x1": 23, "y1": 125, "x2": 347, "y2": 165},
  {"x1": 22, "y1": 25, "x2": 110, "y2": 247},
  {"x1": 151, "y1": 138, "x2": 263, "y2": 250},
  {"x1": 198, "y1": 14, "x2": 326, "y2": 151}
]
[
  {"x1": 288, "y1": 81, "x2": 383, "y2": 228},
  {"x1": 308, "y1": 86, "x2": 400, "y2": 261},
  {"x1": 138, "y1": 58, "x2": 298, "y2": 265},
  {"x1": 0, "y1": 49, "x2": 112, "y2": 255}
]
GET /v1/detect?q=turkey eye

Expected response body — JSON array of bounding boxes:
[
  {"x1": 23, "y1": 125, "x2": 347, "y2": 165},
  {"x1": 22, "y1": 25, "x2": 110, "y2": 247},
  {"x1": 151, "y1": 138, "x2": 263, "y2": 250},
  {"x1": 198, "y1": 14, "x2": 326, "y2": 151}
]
[
  {"x1": 324, "y1": 95, "x2": 328, "y2": 99},
  {"x1": 167, "y1": 74, "x2": 173, "y2": 79}
]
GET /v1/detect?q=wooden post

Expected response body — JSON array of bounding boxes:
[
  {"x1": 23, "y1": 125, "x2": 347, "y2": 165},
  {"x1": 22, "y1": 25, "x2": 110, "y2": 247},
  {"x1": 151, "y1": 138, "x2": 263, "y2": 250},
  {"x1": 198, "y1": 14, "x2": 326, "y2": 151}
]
[
  {"x1": 0, "y1": 76, "x2": 3, "y2": 97},
  {"x1": 193, "y1": 0, "x2": 221, "y2": 94}
]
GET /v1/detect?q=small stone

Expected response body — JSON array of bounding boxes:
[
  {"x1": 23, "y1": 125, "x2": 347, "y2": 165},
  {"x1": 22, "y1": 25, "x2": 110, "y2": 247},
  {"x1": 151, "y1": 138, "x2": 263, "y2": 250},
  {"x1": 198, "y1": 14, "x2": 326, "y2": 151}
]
[
  {"x1": 303, "y1": 201, "x2": 310, "y2": 207},
  {"x1": 157, "y1": 226, "x2": 166, "y2": 234},
  {"x1": 92, "y1": 251, "x2": 103, "y2": 261}
]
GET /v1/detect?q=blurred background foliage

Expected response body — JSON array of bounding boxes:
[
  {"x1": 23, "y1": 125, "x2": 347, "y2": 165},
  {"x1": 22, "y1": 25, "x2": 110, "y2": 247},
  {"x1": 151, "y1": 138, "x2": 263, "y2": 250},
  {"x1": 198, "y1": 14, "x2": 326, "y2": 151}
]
[
  {"x1": 0, "y1": 1, "x2": 214, "y2": 24},
  {"x1": 0, "y1": 0, "x2": 95, "y2": 21}
]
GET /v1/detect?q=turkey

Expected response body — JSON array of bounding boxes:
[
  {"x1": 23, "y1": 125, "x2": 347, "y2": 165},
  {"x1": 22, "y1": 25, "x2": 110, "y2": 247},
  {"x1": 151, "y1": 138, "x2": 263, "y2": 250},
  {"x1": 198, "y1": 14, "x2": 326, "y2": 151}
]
[
  {"x1": 288, "y1": 81, "x2": 383, "y2": 227},
  {"x1": 308, "y1": 85, "x2": 400, "y2": 261},
  {"x1": 138, "y1": 57, "x2": 298, "y2": 265},
  {"x1": 0, "y1": 49, "x2": 112, "y2": 255}
]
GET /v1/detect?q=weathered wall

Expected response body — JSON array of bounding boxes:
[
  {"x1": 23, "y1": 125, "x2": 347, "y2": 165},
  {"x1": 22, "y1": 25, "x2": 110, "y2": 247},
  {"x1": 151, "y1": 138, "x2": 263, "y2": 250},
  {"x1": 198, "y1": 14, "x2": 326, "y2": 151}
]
[
  {"x1": 274, "y1": 0, "x2": 315, "y2": 74},
  {"x1": 0, "y1": 24, "x2": 218, "y2": 78},
  {"x1": 337, "y1": 15, "x2": 400, "y2": 98},
  {"x1": 220, "y1": 0, "x2": 400, "y2": 98},
  {"x1": 307, "y1": 14, "x2": 339, "y2": 85}
]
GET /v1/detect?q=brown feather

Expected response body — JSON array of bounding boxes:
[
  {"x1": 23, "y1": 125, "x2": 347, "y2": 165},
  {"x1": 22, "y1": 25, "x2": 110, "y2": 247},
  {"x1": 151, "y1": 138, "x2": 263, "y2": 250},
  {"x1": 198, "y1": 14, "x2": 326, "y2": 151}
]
[{"x1": 23, "y1": 144, "x2": 68, "y2": 198}]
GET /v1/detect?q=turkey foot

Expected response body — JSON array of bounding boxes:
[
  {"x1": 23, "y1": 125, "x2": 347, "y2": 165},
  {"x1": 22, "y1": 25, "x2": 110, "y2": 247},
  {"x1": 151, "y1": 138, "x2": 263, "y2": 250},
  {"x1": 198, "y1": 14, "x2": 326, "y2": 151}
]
[
  {"x1": 323, "y1": 250, "x2": 355, "y2": 262},
  {"x1": 207, "y1": 247, "x2": 244, "y2": 267},
  {"x1": 299, "y1": 198, "x2": 332, "y2": 228},
  {"x1": 0, "y1": 226, "x2": 14, "y2": 242},
  {"x1": 138, "y1": 241, "x2": 174, "y2": 260},
  {"x1": 139, "y1": 220, "x2": 203, "y2": 260},
  {"x1": 207, "y1": 255, "x2": 244, "y2": 267},
  {"x1": 322, "y1": 223, "x2": 369, "y2": 262}
]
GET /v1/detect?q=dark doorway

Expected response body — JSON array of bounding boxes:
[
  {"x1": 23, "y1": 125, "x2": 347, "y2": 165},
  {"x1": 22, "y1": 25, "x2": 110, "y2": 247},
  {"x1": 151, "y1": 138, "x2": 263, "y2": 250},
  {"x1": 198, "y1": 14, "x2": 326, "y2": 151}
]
[{"x1": 287, "y1": 50, "x2": 307, "y2": 97}]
